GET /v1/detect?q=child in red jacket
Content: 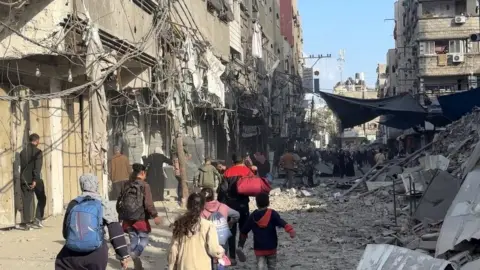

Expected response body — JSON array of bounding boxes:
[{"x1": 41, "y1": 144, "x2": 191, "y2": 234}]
[{"x1": 237, "y1": 192, "x2": 295, "y2": 269}]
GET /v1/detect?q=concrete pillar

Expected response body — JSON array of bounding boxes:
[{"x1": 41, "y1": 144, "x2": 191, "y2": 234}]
[{"x1": 49, "y1": 78, "x2": 64, "y2": 215}]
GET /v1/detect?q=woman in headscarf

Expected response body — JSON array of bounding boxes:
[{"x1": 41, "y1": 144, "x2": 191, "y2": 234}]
[
  {"x1": 168, "y1": 193, "x2": 225, "y2": 270},
  {"x1": 55, "y1": 174, "x2": 130, "y2": 270}
]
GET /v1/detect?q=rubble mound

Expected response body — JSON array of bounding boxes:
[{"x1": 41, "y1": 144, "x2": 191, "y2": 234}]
[{"x1": 429, "y1": 109, "x2": 480, "y2": 174}]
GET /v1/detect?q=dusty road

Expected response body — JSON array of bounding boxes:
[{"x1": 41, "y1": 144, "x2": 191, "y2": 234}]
[
  {"x1": 0, "y1": 179, "x2": 397, "y2": 270},
  {"x1": 0, "y1": 201, "x2": 180, "y2": 270}
]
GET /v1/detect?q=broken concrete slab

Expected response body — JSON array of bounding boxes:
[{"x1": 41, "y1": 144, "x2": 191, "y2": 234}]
[
  {"x1": 298, "y1": 190, "x2": 313, "y2": 197},
  {"x1": 419, "y1": 155, "x2": 450, "y2": 171},
  {"x1": 421, "y1": 232, "x2": 440, "y2": 241},
  {"x1": 356, "y1": 244, "x2": 454, "y2": 270},
  {"x1": 366, "y1": 181, "x2": 392, "y2": 191},
  {"x1": 436, "y1": 167, "x2": 480, "y2": 257},
  {"x1": 461, "y1": 259, "x2": 480, "y2": 270},
  {"x1": 418, "y1": 240, "x2": 437, "y2": 251},
  {"x1": 400, "y1": 169, "x2": 436, "y2": 196},
  {"x1": 414, "y1": 169, "x2": 461, "y2": 224}
]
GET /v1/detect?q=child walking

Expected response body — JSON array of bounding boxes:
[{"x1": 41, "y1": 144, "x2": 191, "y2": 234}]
[
  {"x1": 118, "y1": 163, "x2": 161, "y2": 270},
  {"x1": 238, "y1": 193, "x2": 296, "y2": 270}
]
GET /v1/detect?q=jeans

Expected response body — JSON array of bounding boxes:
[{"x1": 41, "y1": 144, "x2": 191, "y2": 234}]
[
  {"x1": 256, "y1": 254, "x2": 277, "y2": 270},
  {"x1": 127, "y1": 229, "x2": 149, "y2": 257},
  {"x1": 228, "y1": 204, "x2": 249, "y2": 259}
]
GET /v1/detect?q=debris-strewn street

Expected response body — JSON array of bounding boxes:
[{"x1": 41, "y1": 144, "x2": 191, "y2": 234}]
[
  {"x1": 237, "y1": 183, "x2": 401, "y2": 270},
  {"x1": 0, "y1": 181, "x2": 401, "y2": 270}
]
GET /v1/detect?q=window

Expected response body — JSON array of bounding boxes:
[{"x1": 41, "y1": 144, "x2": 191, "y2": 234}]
[
  {"x1": 419, "y1": 41, "x2": 435, "y2": 55},
  {"x1": 449, "y1": 40, "x2": 465, "y2": 53}
]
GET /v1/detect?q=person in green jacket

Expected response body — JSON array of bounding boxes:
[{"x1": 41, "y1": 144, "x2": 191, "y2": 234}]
[{"x1": 196, "y1": 158, "x2": 222, "y2": 190}]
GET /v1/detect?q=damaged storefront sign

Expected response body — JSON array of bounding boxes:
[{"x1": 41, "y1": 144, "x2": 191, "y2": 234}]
[
  {"x1": 357, "y1": 244, "x2": 454, "y2": 270},
  {"x1": 435, "y1": 168, "x2": 480, "y2": 257}
]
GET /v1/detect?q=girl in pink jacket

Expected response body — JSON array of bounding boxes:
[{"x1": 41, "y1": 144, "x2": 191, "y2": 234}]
[{"x1": 200, "y1": 188, "x2": 240, "y2": 224}]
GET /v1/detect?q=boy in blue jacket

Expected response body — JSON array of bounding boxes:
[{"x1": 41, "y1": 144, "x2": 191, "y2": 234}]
[{"x1": 238, "y1": 192, "x2": 296, "y2": 269}]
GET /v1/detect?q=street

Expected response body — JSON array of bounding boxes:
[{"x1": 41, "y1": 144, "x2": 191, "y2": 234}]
[{"x1": 0, "y1": 177, "x2": 397, "y2": 270}]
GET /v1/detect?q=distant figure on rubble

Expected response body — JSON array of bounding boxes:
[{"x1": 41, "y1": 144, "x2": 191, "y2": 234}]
[
  {"x1": 345, "y1": 151, "x2": 355, "y2": 177},
  {"x1": 374, "y1": 149, "x2": 386, "y2": 167},
  {"x1": 252, "y1": 152, "x2": 271, "y2": 178},
  {"x1": 338, "y1": 149, "x2": 346, "y2": 178},
  {"x1": 279, "y1": 149, "x2": 296, "y2": 188},
  {"x1": 109, "y1": 146, "x2": 132, "y2": 200}
]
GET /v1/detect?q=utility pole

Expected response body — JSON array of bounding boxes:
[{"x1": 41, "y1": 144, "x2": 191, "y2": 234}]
[
  {"x1": 301, "y1": 54, "x2": 332, "y2": 69},
  {"x1": 337, "y1": 49, "x2": 345, "y2": 83},
  {"x1": 167, "y1": 50, "x2": 188, "y2": 207},
  {"x1": 310, "y1": 95, "x2": 314, "y2": 123}
]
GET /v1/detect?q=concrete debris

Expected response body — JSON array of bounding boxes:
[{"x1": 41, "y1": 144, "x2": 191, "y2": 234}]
[
  {"x1": 356, "y1": 244, "x2": 453, "y2": 270},
  {"x1": 240, "y1": 182, "x2": 406, "y2": 270},
  {"x1": 429, "y1": 110, "x2": 480, "y2": 177},
  {"x1": 298, "y1": 189, "x2": 313, "y2": 197}
]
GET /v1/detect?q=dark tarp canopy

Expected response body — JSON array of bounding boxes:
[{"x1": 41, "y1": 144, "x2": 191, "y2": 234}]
[
  {"x1": 438, "y1": 88, "x2": 480, "y2": 121},
  {"x1": 319, "y1": 91, "x2": 427, "y2": 128}
]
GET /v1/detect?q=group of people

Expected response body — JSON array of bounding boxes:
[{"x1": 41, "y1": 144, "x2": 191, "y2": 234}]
[
  {"x1": 321, "y1": 148, "x2": 387, "y2": 178},
  {"x1": 50, "y1": 152, "x2": 292, "y2": 270}
]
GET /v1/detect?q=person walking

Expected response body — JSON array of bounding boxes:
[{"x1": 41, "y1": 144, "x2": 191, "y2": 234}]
[
  {"x1": 196, "y1": 158, "x2": 222, "y2": 191},
  {"x1": 109, "y1": 146, "x2": 132, "y2": 200},
  {"x1": 217, "y1": 154, "x2": 251, "y2": 265},
  {"x1": 118, "y1": 163, "x2": 162, "y2": 270},
  {"x1": 279, "y1": 149, "x2": 295, "y2": 189},
  {"x1": 168, "y1": 193, "x2": 225, "y2": 270},
  {"x1": 55, "y1": 174, "x2": 130, "y2": 270},
  {"x1": 19, "y1": 133, "x2": 47, "y2": 230},
  {"x1": 201, "y1": 187, "x2": 239, "y2": 269},
  {"x1": 238, "y1": 193, "x2": 296, "y2": 270}
]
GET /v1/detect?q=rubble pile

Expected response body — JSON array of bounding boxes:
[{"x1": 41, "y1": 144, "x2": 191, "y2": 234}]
[
  {"x1": 429, "y1": 110, "x2": 480, "y2": 174},
  {"x1": 350, "y1": 110, "x2": 480, "y2": 269},
  {"x1": 236, "y1": 185, "x2": 404, "y2": 270}
]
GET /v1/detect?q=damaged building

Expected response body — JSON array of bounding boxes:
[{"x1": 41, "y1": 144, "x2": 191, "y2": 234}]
[{"x1": 0, "y1": 0, "x2": 306, "y2": 228}]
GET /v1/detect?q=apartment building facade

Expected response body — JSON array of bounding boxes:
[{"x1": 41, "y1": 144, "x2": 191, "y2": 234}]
[{"x1": 399, "y1": 0, "x2": 480, "y2": 104}]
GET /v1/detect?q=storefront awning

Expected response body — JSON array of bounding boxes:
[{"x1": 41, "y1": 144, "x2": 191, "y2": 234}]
[
  {"x1": 319, "y1": 91, "x2": 427, "y2": 128},
  {"x1": 438, "y1": 87, "x2": 480, "y2": 121}
]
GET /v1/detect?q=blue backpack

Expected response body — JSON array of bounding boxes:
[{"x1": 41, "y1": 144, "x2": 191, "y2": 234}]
[
  {"x1": 208, "y1": 208, "x2": 232, "y2": 246},
  {"x1": 65, "y1": 196, "x2": 104, "y2": 252}
]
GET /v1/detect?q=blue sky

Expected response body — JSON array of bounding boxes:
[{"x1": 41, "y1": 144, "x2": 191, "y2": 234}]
[{"x1": 298, "y1": 0, "x2": 395, "y2": 92}]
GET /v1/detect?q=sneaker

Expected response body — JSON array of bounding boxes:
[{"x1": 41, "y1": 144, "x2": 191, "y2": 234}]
[
  {"x1": 236, "y1": 249, "x2": 247, "y2": 262},
  {"x1": 32, "y1": 219, "x2": 43, "y2": 228},
  {"x1": 21, "y1": 223, "x2": 33, "y2": 231}
]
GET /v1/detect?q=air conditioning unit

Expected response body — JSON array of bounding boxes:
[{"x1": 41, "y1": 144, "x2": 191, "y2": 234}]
[
  {"x1": 454, "y1": 15, "x2": 466, "y2": 24},
  {"x1": 451, "y1": 53, "x2": 465, "y2": 63}
]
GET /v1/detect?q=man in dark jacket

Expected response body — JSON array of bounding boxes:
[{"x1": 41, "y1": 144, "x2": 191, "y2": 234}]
[
  {"x1": 19, "y1": 133, "x2": 46, "y2": 230},
  {"x1": 217, "y1": 154, "x2": 252, "y2": 265}
]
